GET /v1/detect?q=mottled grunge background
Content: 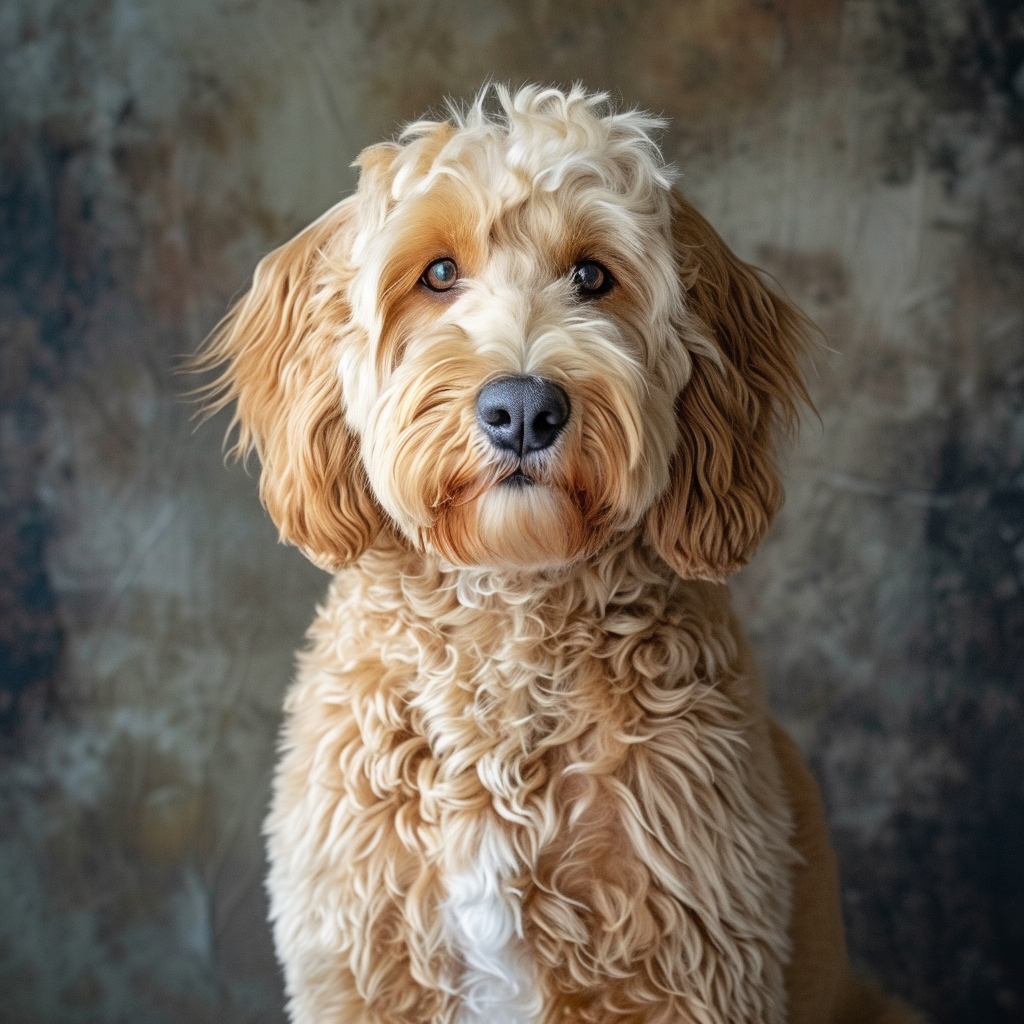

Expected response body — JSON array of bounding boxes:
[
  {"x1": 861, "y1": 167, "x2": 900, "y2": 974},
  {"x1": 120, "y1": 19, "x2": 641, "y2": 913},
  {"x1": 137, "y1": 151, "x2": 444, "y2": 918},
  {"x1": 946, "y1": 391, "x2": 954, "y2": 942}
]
[{"x1": 1, "y1": 1, "x2": 1023, "y2": 1021}]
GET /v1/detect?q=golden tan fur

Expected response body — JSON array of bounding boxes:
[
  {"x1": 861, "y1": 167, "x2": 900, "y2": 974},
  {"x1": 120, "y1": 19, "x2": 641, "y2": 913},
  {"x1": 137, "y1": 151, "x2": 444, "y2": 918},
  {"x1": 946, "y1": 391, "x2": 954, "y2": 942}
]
[{"x1": 195, "y1": 85, "x2": 919, "y2": 1024}]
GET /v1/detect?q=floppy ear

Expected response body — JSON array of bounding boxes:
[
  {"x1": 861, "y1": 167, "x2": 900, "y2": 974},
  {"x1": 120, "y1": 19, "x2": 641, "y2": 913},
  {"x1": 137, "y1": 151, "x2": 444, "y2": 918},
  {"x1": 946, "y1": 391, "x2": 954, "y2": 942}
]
[
  {"x1": 192, "y1": 198, "x2": 381, "y2": 571},
  {"x1": 647, "y1": 191, "x2": 811, "y2": 581}
]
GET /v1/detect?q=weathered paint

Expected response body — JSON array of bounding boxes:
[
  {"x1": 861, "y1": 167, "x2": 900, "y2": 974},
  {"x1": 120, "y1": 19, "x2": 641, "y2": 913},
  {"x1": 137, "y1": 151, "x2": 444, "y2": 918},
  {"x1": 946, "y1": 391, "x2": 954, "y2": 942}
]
[{"x1": 1, "y1": 1, "x2": 1021, "y2": 1021}]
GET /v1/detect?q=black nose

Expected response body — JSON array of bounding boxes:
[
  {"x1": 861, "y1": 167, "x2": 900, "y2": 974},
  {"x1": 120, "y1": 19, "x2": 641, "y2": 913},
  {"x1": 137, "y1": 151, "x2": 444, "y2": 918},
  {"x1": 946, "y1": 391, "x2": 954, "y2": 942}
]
[{"x1": 476, "y1": 375, "x2": 571, "y2": 457}]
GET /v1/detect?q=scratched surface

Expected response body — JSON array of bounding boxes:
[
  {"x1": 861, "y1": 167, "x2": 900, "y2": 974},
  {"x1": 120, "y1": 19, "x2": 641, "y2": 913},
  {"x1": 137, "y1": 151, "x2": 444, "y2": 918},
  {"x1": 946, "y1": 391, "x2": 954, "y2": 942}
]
[{"x1": 1, "y1": 2, "x2": 1022, "y2": 1021}]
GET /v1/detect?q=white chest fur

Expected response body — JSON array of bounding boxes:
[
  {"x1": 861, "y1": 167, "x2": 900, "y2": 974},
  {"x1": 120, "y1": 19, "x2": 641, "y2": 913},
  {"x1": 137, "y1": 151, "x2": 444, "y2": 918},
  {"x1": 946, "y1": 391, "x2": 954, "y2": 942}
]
[{"x1": 443, "y1": 824, "x2": 543, "y2": 1024}]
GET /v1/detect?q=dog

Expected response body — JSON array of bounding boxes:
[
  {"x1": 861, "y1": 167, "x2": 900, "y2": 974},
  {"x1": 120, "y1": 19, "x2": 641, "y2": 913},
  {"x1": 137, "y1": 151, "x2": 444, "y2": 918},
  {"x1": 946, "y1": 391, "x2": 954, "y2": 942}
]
[{"x1": 195, "y1": 84, "x2": 919, "y2": 1024}]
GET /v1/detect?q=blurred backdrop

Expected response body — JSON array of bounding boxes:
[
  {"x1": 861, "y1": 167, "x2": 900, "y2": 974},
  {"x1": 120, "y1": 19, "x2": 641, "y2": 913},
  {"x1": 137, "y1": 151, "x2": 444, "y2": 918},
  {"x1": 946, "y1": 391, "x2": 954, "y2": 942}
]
[{"x1": 2, "y1": 1, "x2": 1023, "y2": 1021}]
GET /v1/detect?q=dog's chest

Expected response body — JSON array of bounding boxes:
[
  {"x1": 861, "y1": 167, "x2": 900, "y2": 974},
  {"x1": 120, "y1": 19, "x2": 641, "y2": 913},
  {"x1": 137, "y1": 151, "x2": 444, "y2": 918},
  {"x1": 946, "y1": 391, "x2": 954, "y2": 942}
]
[
  {"x1": 410, "y1": 627, "x2": 597, "y2": 1023},
  {"x1": 422, "y1": 661, "x2": 555, "y2": 1022},
  {"x1": 365, "y1": 570, "x2": 771, "y2": 1021},
  {"x1": 284, "y1": 567, "x2": 792, "y2": 1023},
  {"x1": 442, "y1": 822, "x2": 543, "y2": 1024}
]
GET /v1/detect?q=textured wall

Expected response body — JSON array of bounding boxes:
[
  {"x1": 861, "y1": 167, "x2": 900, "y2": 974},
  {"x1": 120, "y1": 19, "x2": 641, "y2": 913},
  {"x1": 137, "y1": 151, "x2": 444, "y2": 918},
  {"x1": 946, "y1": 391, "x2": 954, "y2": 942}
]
[{"x1": 1, "y1": 1, "x2": 1022, "y2": 1022}]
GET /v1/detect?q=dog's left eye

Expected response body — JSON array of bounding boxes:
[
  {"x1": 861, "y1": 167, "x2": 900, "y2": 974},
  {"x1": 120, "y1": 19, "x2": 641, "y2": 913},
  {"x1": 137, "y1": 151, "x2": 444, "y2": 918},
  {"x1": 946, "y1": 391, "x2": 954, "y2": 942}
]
[
  {"x1": 422, "y1": 258, "x2": 459, "y2": 292},
  {"x1": 571, "y1": 260, "x2": 614, "y2": 298}
]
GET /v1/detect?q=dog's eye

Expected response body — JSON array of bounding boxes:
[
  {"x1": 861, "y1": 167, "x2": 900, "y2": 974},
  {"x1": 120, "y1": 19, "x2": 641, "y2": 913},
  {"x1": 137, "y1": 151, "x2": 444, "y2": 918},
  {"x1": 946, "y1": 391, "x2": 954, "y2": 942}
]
[
  {"x1": 571, "y1": 260, "x2": 614, "y2": 298},
  {"x1": 422, "y1": 258, "x2": 459, "y2": 292}
]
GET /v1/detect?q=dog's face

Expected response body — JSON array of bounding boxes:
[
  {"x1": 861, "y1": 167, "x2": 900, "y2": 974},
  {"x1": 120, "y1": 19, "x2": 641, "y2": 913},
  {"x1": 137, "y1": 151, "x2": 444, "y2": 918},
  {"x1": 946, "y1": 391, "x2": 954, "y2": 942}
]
[
  {"x1": 198, "y1": 86, "x2": 808, "y2": 579},
  {"x1": 340, "y1": 92, "x2": 692, "y2": 571}
]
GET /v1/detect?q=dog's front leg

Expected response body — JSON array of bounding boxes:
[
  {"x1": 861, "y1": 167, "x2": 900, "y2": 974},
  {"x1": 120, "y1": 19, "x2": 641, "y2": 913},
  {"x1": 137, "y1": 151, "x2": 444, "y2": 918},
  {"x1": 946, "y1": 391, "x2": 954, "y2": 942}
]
[
  {"x1": 265, "y1": 662, "x2": 461, "y2": 1024},
  {"x1": 524, "y1": 720, "x2": 793, "y2": 1024}
]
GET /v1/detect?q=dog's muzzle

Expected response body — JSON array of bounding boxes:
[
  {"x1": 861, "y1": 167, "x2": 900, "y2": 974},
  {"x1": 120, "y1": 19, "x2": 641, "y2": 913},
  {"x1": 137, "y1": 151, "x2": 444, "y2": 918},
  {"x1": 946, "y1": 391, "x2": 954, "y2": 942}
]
[{"x1": 476, "y1": 375, "x2": 571, "y2": 460}]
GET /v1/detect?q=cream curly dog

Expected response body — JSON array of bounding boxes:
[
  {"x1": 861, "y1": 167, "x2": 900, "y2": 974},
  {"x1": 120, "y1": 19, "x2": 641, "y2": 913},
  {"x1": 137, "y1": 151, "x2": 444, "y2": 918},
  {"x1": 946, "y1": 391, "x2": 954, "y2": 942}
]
[{"x1": 198, "y1": 85, "x2": 918, "y2": 1024}]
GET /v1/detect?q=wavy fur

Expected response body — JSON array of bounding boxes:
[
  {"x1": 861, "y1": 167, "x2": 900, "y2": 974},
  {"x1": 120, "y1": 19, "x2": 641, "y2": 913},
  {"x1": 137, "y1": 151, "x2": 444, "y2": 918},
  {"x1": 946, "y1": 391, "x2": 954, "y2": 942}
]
[{"x1": 195, "y1": 84, "x2": 919, "y2": 1024}]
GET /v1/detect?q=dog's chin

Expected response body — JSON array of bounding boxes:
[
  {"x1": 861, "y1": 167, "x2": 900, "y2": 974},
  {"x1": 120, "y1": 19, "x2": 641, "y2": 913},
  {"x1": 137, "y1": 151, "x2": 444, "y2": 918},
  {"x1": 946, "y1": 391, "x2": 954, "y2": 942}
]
[{"x1": 429, "y1": 482, "x2": 585, "y2": 572}]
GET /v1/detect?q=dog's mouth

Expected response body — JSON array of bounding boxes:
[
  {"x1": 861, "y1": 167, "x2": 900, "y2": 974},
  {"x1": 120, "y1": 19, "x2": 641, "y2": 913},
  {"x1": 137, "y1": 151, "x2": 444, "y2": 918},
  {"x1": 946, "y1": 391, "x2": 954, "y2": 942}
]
[{"x1": 501, "y1": 467, "x2": 534, "y2": 487}]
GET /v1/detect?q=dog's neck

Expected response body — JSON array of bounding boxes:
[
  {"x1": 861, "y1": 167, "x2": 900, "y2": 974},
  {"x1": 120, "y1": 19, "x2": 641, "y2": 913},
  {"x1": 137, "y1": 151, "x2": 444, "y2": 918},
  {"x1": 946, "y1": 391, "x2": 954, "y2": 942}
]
[
  {"x1": 350, "y1": 529, "x2": 739, "y2": 676},
  {"x1": 327, "y1": 529, "x2": 747, "y2": 837},
  {"x1": 367, "y1": 528, "x2": 675, "y2": 611}
]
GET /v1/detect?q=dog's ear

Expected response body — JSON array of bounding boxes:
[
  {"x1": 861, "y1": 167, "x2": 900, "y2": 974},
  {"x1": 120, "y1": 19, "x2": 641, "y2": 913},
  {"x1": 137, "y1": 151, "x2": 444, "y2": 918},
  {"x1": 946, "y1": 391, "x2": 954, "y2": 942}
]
[
  {"x1": 647, "y1": 191, "x2": 811, "y2": 581},
  {"x1": 193, "y1": 199, "x2": 381, "y2": 572}
]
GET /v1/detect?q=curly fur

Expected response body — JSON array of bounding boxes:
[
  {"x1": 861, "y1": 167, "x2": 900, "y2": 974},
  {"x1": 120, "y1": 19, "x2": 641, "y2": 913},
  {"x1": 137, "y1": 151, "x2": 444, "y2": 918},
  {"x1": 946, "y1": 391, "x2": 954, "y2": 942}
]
[{"x1": 194, "y1": 84, "x2": 920, "y2": 1024}]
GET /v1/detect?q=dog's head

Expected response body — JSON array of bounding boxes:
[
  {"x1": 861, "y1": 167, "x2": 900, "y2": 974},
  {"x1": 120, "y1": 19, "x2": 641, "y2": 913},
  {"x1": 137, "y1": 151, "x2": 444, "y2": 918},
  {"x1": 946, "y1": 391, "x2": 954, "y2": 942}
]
[{"x1": 196, "y1": 85, "x2": 809, "y2": 580}]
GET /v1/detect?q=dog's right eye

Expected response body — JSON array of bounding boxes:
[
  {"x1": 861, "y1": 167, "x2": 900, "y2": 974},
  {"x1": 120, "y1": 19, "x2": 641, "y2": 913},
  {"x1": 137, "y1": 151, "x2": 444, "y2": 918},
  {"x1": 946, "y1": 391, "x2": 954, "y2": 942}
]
[
  {"x1": 421, "y1": 259, "x2": 459, "y2": 292},
  {"x1": 571, "y1": 260, "x2": 615, "y2": 299}
]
